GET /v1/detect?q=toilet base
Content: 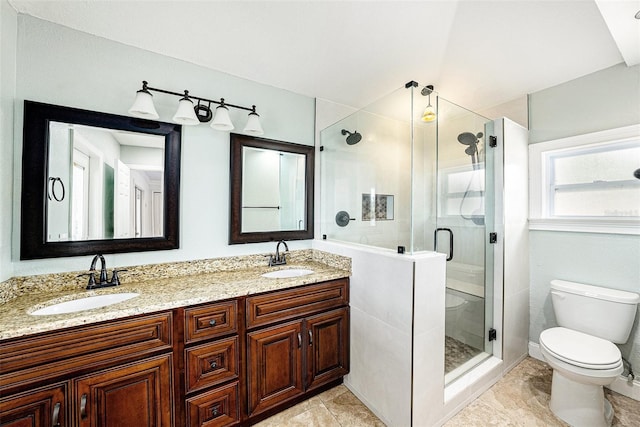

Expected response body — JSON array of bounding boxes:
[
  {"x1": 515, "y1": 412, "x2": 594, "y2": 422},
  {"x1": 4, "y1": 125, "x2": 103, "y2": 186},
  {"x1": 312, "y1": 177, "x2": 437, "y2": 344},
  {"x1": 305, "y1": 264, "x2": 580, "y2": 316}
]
[{"x1": 549, "y1": 370, "x2": 614, "y2": 427}]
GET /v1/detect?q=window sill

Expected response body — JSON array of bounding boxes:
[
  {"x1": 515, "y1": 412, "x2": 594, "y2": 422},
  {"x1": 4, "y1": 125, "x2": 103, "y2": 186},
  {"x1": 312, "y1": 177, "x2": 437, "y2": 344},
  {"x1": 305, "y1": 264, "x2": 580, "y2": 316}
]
[{"x1": 529, "y1": 218, "x2": 640, "y2": 235}]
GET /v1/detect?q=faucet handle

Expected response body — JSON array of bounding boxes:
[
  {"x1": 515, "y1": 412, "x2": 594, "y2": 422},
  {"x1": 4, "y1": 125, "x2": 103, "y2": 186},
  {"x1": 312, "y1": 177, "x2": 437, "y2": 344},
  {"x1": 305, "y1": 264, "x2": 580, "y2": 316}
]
[
  {"x1": 267, "y1": 254, "x2": 276, "y2": 266},
  {"x1": 109, "y1": 269, "x2": 128, "y2": 286},
  {"x1": 78, "y1": 272, "x2": 96, "y2": 289}
]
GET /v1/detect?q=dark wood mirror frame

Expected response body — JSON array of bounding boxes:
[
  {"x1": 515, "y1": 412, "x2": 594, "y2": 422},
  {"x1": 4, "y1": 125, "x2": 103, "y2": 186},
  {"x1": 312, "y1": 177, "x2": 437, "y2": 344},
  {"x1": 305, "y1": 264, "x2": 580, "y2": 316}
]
[
  {"x1": 20, "y1": 100, "x2": 182, "y2": 260},
  {"x1": 229, "y1": 133, "x2": 314, "y2": 244}
]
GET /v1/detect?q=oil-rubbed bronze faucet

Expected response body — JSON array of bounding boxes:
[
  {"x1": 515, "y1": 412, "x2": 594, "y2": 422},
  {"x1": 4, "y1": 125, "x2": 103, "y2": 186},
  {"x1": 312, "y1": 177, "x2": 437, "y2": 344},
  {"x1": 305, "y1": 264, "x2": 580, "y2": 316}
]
[
  {"x1": 78, "y1": 254, "x2": 127, "y2": 290},
  {"x1": 268, "y1": 240, "x2": 289, "y2": 266}
]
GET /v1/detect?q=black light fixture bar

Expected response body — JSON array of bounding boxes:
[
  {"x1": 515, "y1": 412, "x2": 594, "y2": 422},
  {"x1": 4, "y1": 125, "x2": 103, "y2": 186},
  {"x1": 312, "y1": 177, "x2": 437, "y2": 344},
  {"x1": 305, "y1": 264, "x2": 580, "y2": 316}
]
[{"x1": 141, "y1": 80, "x2": 255, "y2": 112}]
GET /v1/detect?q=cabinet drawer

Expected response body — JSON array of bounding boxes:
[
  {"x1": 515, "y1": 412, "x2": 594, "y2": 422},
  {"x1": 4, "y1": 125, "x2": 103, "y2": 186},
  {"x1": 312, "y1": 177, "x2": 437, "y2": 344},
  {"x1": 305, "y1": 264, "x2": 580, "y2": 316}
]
[
  {"x1": 185, "y1": 300, "x2": 237, "y2": 344},
  {"x1": 0, "y1": 312, "x2": 173, "y2": 393},
  {"x1": 246, "y1": 278, "x2": 349, "y2": 329},
  {"x1": 185, "y1": 337, "x2": 239, "y2": 394},
  {"x1": 186, "y1": 381, "x2": 240, "y2": 427}
]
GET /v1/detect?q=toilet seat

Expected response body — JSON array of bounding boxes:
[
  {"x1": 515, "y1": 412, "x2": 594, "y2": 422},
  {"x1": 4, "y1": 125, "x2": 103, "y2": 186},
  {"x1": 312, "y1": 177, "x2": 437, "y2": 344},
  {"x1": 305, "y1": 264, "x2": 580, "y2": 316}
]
[{"x1": 540, "y1": 327, "x2": 621, "y2": 370}]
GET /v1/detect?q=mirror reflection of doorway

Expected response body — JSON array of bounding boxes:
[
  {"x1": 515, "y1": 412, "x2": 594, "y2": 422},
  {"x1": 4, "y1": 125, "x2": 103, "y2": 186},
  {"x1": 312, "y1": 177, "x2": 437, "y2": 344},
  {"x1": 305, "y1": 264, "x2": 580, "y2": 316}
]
[
  {"x1": 134, "y1": 186, "x2": 143, "y2": 238},
  {"x1": 152, "y1": 191, "x2": 162, "y2": 237},
  {"x1": 71, "y1": 149, "x2": 90, "y2": 240}
]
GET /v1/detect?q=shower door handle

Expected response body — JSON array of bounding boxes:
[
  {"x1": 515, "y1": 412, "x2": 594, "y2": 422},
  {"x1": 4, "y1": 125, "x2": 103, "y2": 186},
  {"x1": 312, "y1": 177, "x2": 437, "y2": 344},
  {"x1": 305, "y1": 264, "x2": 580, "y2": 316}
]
[{"x1": 434, "y1": 228, "x2": 454, "y2": 261}]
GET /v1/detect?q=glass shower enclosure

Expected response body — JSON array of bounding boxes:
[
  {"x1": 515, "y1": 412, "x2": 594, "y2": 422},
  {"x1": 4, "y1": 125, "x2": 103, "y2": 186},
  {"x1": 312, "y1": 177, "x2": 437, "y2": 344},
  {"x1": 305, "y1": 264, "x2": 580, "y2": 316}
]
[{"x1": 319, "y1": 82, "x2": 495, "y2": 384}]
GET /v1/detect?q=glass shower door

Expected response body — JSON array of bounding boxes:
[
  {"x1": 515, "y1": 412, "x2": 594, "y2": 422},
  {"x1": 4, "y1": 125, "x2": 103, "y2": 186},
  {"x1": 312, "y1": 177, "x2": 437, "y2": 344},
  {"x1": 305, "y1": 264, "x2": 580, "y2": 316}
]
[{"x1": 434, "y1": 98, "x2": 494, "y2": 384}]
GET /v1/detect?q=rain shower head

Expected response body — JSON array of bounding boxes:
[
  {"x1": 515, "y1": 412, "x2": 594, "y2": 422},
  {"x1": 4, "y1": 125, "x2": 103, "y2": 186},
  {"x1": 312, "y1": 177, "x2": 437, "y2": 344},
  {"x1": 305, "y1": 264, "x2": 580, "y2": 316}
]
[
  {"x1": 341, "y1": 129, "x2": 362, "y2": 145},
  {"x1": 421, "y1": 85, "x2": 434, "y2": 96}
]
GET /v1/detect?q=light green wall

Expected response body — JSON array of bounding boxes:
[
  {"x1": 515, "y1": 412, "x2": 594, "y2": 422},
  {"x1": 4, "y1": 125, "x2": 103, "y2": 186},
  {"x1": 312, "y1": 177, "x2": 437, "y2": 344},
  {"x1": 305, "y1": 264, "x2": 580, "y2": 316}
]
[
  {"x1": 11, "y1": 15, "x2": 316, "y2": 276},
  {"x1": 0, "y1": 0, "x2": 17, "y2": 282},
  {"x1": 528, "y1": 63, "x2": 640, "y2": 370},
  {"x1": 529, "y1": 63, "x2": 640, "y2": 143}
]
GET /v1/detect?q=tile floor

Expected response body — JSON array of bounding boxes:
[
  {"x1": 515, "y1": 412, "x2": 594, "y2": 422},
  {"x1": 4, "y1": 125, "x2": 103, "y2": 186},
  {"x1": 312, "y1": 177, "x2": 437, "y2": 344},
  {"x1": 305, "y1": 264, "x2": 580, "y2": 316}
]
[
  {"x1": 253, "y1": 384, "x2": 384, "y2": 427},
  {"x1": 256, "y1": 357, "x2": 640, "y2": 426},
  {"x1": 445, "y1": 357, "x2": 640, "y2": 427}
]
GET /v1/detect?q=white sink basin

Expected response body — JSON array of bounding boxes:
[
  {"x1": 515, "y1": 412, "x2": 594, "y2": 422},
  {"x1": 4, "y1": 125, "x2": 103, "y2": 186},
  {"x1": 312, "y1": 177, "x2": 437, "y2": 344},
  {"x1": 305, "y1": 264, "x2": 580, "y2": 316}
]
[
  {"x1": 261, "y1": 269, "x2": 314, "y2": 279},
  {"x1": 30, "y1": 293, "x2": 140, "y2": 316}
]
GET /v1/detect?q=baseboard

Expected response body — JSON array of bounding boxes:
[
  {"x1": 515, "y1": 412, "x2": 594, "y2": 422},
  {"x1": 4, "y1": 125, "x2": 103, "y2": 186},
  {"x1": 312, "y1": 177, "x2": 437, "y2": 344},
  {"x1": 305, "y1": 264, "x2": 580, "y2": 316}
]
[
  {"x1": 528, "y1": 341, "x2": 543, "y2": 361},
  {"x1": 528, "y1": 340, "x2": 639, "y2": 402},
  {"x1": 608, "y1": 375, "x2": 640, "y2": 401}
]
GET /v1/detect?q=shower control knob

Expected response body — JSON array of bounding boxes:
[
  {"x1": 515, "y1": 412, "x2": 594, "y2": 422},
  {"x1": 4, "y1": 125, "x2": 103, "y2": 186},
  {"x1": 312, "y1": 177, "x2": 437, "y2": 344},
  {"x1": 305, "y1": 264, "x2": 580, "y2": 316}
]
[{"x1": 335, "y1": 211, "x2": 355, "y2": 227}]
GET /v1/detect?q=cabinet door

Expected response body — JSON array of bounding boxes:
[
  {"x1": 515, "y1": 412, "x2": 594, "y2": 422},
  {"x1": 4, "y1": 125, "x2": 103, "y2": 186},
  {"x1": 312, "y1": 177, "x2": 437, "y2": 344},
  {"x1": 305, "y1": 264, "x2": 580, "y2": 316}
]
[
  {"x1": 305, "y1": 307, "x2": 350, "y2": 391},
  {"x1": 0, "y1": 383, "x2": 66, "y2": 427},
  {"x1": 74, "y1": 354, "x2": 173, "y2": 427},
  {"x1": 247, "y1": 321, "x2": 303, "y2": 416}
]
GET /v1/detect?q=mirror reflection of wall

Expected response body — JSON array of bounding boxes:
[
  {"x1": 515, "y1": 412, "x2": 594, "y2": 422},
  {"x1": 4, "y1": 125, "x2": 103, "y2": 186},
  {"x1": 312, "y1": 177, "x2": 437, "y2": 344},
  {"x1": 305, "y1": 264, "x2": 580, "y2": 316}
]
[
  {"x1": 46, "y1": 122, "x2": 165, "y2": 242},
  {"x1": 241, "y1": 147, "x2": 306, "y2": 233}
]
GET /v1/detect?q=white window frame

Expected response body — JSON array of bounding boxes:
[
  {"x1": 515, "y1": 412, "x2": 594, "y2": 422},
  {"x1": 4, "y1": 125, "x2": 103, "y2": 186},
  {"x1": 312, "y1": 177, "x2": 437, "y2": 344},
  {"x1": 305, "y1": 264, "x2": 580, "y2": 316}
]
[{"x1": 529, "y1": 124, "x2": 640, "y2": 235}]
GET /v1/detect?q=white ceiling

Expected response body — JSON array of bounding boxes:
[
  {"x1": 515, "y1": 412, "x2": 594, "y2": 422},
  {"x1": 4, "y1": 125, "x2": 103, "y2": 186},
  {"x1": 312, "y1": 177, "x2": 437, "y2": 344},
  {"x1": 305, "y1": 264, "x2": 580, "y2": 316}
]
[{"x1": 7, "y1": 0, "x2": 638, "y2": 115}]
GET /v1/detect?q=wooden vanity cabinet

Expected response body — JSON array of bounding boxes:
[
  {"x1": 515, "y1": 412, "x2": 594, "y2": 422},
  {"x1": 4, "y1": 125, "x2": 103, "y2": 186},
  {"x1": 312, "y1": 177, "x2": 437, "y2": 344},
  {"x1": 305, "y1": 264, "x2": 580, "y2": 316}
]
[
  {"x1": 0, "y1": 276, "x2": 350, "y2": 427},
  {"x1": 245, "y1": 279, "x2": 350, "y2": 419}
]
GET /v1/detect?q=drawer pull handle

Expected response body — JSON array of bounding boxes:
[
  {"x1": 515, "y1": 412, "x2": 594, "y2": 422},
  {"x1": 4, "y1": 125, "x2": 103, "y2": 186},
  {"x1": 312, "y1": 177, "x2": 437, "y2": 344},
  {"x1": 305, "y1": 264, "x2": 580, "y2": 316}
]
[
  {"x1": 80, "y1": 394, "x2": 87, "y2": 419},
  {"x1": 297, "y1": 333, "x2": 302, "y2": 348},
  {"x1": 209, "y1": 319, "x2": 217, "y2": 326},
  {"x1": 211, "y1": 405, "x2": 220, "y2": 418},
  {"x1": 308, "y1": 330, "x2": 313, "y2": 346},
  {"x1": 52, "y1": 402, "x2": 61, "y2": 427},
  {"x1": 210, "y1": 361, "x2": 217, "y2": 369}
]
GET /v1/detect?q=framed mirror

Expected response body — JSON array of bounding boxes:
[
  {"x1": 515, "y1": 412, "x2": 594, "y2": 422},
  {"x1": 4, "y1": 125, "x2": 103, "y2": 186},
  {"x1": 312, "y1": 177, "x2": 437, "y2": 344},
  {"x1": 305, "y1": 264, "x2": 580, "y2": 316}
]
[
  {"x1": 20, "y1": 100, "x2": 181, "y2": 259},
  {"x1": 230, "y1": 134, "x2": 314, "y2": 244}
]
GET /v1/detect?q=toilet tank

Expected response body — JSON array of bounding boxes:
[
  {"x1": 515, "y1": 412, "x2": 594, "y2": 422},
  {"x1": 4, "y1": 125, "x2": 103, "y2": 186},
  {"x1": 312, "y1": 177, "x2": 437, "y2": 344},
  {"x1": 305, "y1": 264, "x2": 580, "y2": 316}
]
[{"x1": 550, "y1": 280, "x2": 640, "y2": 344}]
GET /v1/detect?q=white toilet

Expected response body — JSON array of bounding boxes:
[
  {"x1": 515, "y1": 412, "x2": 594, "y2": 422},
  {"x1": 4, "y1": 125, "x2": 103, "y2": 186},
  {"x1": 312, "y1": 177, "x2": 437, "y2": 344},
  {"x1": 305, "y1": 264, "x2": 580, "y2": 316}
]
[{"x1": 539, "y1": 279, "x2": 639, "y2": 427}]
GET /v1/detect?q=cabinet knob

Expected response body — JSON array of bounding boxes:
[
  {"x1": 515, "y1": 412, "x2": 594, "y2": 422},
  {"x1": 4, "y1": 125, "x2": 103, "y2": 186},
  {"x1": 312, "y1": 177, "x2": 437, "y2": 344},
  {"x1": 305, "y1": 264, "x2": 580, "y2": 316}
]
[
  {"x1": 80, "y1": 394, "x2": 88, "y2": 419},
  {"x1": 211, "y1": 405, "x2": 220, "y2": 417},
  {"x1": 209, "y1": 319, "x2": 217, "y2": 326},
  {"x1": 52, "y1": 402, "x2": 61, "y2": 427},
  {"x1": 209, "y1": 360, "x2": 217, "y2": 369}
]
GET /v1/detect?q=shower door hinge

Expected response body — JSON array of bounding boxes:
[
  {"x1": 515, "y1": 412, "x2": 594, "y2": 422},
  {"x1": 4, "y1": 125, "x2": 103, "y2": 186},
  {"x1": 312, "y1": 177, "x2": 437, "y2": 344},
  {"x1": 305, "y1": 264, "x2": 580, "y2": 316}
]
[
  {"x1": 489, "y1": 328, "x2": 497, "y2": 341},
  {"x1": 489, "y1": 232, "x2": 497, "y2": 244},
  {"x1": 489, "y1": 136, "x2": 497, "y2": 147}
]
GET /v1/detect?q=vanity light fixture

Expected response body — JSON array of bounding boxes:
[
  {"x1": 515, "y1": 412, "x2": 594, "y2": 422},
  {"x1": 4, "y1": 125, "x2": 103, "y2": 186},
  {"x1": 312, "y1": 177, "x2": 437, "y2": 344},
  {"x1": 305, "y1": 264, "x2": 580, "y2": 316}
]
[
  {"x1": 172, "y1": 91, "x2": 200, "y2": 126},
  {"x1": 128, "y1": 80, "x2": 264, "y2": 135},
  {"x1": 244, "y1": 106, "x2": 264, "y2": 135},
  {"x1": 421, "y1": 84, "x2": 437, "y2": 123},
  {"x1": 210, "y1": 100, "x2": 234, "y2": 131}
]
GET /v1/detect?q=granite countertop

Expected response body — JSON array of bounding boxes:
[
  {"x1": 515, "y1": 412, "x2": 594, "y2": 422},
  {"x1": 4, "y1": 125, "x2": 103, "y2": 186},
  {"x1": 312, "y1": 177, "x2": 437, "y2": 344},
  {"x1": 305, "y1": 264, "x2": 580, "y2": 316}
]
[{"x1": 0, "y1": 250, "x2": 350, "y2": 341}]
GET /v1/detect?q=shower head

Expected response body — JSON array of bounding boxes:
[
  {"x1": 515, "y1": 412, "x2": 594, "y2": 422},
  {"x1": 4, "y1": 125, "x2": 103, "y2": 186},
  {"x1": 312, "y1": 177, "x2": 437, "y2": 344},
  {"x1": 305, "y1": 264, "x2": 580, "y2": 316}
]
[
  {"x1": 421, "y1": 85, "x2": 434, "y2": 96},
  {"x1": 457, "y1": 132, "x2": 483, "y2": 146},
  {"x1": 458, "y1": 131, "x2": 484, "y2": 166},
  {"x1": 341, "y1": 129, "x2": 362, "y2": 145}
]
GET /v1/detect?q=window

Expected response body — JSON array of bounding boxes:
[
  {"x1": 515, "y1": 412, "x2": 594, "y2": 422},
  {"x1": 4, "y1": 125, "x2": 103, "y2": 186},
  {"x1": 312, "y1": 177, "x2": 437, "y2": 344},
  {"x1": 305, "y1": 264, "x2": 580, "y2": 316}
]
[
  {"x1": 530, "y1": 125, "x2": 640, "y2": 234},
  {"x1": 438, "y1": 165, "x2": 485, "y2": 220}
]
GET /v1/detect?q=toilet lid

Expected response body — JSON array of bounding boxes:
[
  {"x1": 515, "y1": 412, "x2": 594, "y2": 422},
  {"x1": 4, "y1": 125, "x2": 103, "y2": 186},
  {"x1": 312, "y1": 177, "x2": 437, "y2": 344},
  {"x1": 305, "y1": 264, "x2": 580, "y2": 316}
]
[{"x1": 540, "y1": 327, "x2": 621, "y2": 369}]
